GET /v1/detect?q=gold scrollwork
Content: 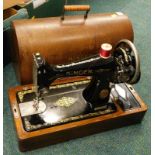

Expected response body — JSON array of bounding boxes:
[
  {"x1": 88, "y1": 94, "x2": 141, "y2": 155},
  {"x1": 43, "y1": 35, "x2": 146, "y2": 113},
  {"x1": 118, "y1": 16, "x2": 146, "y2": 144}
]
[
  {"x1": 55, "y1": 97, "x2": 76, "y2": 107},
  {"x1": 17, "y1": 89, "x2": 34, "y2": 102}
]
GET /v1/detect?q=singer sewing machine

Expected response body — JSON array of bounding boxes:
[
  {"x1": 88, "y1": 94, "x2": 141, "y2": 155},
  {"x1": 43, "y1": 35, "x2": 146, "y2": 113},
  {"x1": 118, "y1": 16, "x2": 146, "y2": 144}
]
[{"x1": 8, "y1": 39, "x2": 147, "y2": 151}]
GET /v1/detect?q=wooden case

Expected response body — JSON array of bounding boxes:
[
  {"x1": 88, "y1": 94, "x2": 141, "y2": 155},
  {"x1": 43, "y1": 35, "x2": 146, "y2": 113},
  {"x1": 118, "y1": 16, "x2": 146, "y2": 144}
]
[
  {"x1": 8, "y1": 78, "x2": 147, "y2": 152},
  {"x1": 12, "y1": 12, "x2": 133, "y2": 84}
]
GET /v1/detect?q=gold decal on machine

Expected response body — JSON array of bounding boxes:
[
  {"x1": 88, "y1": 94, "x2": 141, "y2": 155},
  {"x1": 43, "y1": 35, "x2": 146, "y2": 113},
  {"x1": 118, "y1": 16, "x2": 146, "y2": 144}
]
[
  {"x1": 66, "y1": 70, "x2": 93, "y2": 76},
  {"x1": 55, "y1": 97, "x2": 76, "y2": 107}
]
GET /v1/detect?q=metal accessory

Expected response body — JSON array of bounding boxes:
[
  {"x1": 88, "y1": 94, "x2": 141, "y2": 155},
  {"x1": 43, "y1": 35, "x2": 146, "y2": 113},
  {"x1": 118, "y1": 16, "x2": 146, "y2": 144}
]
[{"x1": 19, "y1": 100, "x2": 46, "y2": 117}]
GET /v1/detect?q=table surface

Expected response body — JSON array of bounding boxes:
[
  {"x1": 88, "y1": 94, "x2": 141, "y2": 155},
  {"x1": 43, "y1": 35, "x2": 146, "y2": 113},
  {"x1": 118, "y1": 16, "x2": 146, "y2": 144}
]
[{"x1": 3, "y1": 0, "x2": 150, "y2": 154}]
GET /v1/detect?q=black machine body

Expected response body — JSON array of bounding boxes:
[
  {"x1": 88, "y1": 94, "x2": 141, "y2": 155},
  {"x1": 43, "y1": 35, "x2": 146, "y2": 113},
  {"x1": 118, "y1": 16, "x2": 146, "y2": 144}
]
[{"x1": 33, "y1": 39, "x2": 140, "y2": 108}]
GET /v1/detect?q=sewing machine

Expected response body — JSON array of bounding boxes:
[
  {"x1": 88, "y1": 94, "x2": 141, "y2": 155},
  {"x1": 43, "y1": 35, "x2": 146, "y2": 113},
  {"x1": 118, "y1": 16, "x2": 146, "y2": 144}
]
[{"x1": 8, "y1": 39, "x2": 147, "y2": 151}]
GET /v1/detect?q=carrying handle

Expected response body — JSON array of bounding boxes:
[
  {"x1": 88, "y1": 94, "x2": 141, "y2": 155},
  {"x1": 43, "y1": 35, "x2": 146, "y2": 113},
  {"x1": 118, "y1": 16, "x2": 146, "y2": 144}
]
[{"x1": 61, "y1": 5, "x2": 90, "y2": 20}]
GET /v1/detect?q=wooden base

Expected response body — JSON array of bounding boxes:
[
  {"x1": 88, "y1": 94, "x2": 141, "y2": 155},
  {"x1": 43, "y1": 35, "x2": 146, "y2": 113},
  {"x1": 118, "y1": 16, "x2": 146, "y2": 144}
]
[{"x1": 8, "y1": 78, "x2": 147, "y2": 152}]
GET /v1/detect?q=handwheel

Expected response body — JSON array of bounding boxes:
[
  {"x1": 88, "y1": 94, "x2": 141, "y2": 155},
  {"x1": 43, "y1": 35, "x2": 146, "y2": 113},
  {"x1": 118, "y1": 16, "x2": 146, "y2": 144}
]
[{"x1": 115, "y1": 39, "x2": 141, "y2": 84}]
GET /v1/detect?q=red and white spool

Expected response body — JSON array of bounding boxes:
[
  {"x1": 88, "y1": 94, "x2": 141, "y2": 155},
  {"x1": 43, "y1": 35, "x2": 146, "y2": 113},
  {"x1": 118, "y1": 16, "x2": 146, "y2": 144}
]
[{"x1": 99, "y1": 43, "x2": 112, "y2": 59}]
